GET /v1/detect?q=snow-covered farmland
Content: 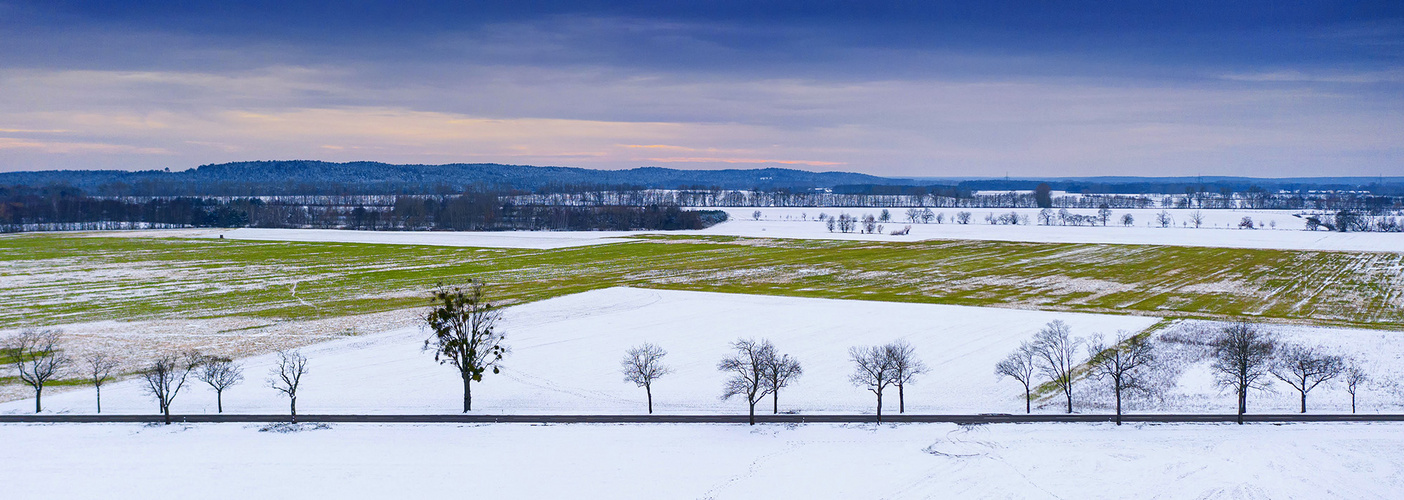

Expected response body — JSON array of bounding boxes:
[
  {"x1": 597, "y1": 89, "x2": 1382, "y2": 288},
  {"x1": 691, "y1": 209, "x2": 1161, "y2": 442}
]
[
  {"x1": 7, "y1": 288, "x2": 1402, "y2": 416},
  {"x1": 122, "y1": 207, "x2": 1404, "y2": 252},
  {"x1": 3, "y1": 421, "x2": 1402, "y2": 499}
]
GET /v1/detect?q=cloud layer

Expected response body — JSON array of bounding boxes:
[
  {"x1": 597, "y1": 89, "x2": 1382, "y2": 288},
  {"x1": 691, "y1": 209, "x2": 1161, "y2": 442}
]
[{"x1": 1, "y1": 1, "x2": 1400, "y2": 176}]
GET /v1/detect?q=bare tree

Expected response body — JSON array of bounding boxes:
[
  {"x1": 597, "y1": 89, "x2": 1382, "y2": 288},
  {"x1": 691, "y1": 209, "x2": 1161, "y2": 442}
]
[
  {"x1": 955, "y1": 211, "x2": 972, "y2": 224},
  {"x1": 1032, "y1": 321, "x2": 1080, "y2": 413},
  {"x1": 1120, "y1": 213, "x2": 1134, "y2": 227},
  {"x1": 905, "y1": 208, "x2": 921, "y2": 224},
  {"x1": 1269, "y1": 344, "x2": 1343, "y2": 413},
  {"x1": 718, "y1": 338, "x2": 775, "y2": 425},
  {"x1": 1189, "y1": 210, "x2": 1205, "y2": 228},
  {"x1": 5, "y1": 329, "x2": 72, "y2": 413},
  {"x1": 849, "y1": 345, "x2": 896, "y2": 422},
  {"x1": 269, "y1": 350, "x2": 309, "y2": 422},
  {"x1": 424, "y1": 280, "x2": 508, "y2": 412},
  {"x1": 764, "y1": 351, "x2": 803, "y2": 414},
  {"x1": 621, "y1": 343, "x2": 672, "y2": 414},
  {"x1": 1210, "y1": 322, "x2": 1276, "y2": 424},
  {"x1": 1086, "y1": 332, "x2": 1156, "y2": 425},
  {"x1": 752, "y1": 210, "x2": 762, "y2": 221},
  {"x1": 141, "y1": 350, "x2": 203, "y2": 424},
  {"x1": 84, "y1": 353, "x2": 119, "y2": 414},
  {"x1": 862, "y1": 214, "x2": 877, "y2": 234},
  {"x1": 921, "y1": 208, "x2": 935, "y2": 224},
  {"x1": 996, "y1": 342, "x2": 1038, "y2": 413},
  {"x1": 885, "y1": 340, "x2": 927, "y2": 413},
  {"x1": 1155, "y1": 210, "x2": 1173, "y2": 228},
  {"x1": 196, "y1": 356, "x2": 244, "y2": 413},
  {"x1": 1343, "y1": 360, "x2": 1368, "y2": 414}
]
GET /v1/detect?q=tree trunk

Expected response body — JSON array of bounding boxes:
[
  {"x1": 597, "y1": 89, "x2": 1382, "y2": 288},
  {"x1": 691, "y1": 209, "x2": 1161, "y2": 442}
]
[
  {"x1": 463, "y1": 376, "x2": 472, "y2": 413},
  {"x1": 1064, "y1": 387, "x2": 1073, "y2": 414},
  {"x1": 1114, "y1": 385, "x2": 1123, "y2": 426},
  {"x1": 1236, "y1": 389, "x2": 1246, "y2": 425},
  {"x1": 164, "y1": 403, "x2": 172, "y2": 425},
  {"x1": 898, "y1": 384, "x2": 905, "y2": 413},
  {"x1": 34, "y1": 387, "x2": 41, "y2": 414},
  {"x1": 1024, "y1": 386, "x2": 1031, "y2": 414},
  {"x1": 875, "y1": 392, "x2": 883, "y2": 423},
  {"x1": 291, "y1": 396, "x2": 297, "y2": 423},
  {"x1": 1300, "y1": 391, "x2": 1306, "y2": 413},
  {"x1": 217, "y1": 390, "x2": 224, "y2": 413},
  {"x1": 96, "y1": 385, "x2": 102, "y2": 414},
  {"x1": 748, "y1": 401, "x2": 756, "y2": 426},
  {"x1": 1352, "y1": 393, "x2": 1357, "y2": 414},
  {"x1": 772, "y1": 391, "x2": 778, "y2": 414},
  {"x1": 646, "y1": 385, "x2": 653, "y2": 414}
]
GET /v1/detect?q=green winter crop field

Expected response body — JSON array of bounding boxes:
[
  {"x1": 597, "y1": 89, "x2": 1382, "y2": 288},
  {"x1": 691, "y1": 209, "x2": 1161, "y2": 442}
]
[{"x1": 3, "y1": 232, "x2": 1402, "y2": 331}]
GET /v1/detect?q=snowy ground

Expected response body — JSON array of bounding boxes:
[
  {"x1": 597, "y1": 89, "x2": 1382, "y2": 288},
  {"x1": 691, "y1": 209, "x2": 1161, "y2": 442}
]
[
  {"x1": 7, "y1": 288, "x2": 1401, "y2": 416},
  {"x1": 3, "y1": 421, "x2": 1402, "y2": 499},
  {"x1": 97, "y1": 207, "x2": 1403, "y2": 252}
]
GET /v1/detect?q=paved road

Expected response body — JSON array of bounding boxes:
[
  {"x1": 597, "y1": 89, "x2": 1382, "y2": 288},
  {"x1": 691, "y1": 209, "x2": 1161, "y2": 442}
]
[{"x1": 3, "y1": 413, "x2": 1403, "y2": 424}]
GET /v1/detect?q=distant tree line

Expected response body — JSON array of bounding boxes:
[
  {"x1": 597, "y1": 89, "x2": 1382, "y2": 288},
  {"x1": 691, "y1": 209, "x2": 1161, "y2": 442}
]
[{"x1": 0, "y1": 186, "x2": 726, "y2": 233}]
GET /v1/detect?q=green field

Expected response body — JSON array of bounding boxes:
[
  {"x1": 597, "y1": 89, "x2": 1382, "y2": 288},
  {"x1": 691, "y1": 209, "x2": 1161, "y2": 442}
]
[{"x1": 2, "y1": 232, "x2": 1402, "y2": 330}]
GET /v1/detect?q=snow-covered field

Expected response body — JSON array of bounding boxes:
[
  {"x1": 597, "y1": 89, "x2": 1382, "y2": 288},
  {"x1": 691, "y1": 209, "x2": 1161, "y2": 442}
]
[
  {"x1": 3, "y1": 421, "x2": 1402, "y2": 499},
  {"x1": 108, "y1": 206, "x2": 1403, "y2": 252},
  {"x1": 7, "y1": 288, "x2": 1401, "y2": 416}
]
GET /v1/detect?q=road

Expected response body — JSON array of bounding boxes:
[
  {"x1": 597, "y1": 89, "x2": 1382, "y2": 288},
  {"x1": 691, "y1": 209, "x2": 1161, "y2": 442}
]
[{"x1": 2, "y1": 413, "x2": 1403, "y2": 424}]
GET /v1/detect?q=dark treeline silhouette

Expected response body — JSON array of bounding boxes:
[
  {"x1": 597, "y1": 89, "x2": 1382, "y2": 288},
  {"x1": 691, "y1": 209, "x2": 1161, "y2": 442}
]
[{"x1": 0, "y1": 186, "x2": 727, "y2": 233}]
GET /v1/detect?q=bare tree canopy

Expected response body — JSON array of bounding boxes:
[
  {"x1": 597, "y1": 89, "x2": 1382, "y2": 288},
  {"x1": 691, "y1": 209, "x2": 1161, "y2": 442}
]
[
  {"x1": 196, "y1": 356, "x2": 244, "y2": 413},
  {"x1": 1269, "y1": 344, "x2": 1344, "y2": 414},
  {"x1": 996, "y1": 342, "x2": 1038, "y2": 413},
  {"x1": 424, "y1": 280, "x2": 508, "y2": 412},
  {"x1": 1086, "y1": 331, "x2": 1156, "y2": 425},
  {"x1": 269, "y1": 350, "x2": 309, "y2": 422},
  {"x1": 885, "y1": 340, "x2": 927, "y2": 414},
  {"x1": 621, "y1": 343, "x2": 672, "y2": 414},
  {"x1": 141, "y1": 350, "x2": 203, "y2": 424},
  {"x1": 718, "y1": 338, "x2": 775, "y2": 425},
  {"x1": 764, "y1": 350, "x2": 803, "y2": 415},
  {"x1": 1343, "y1": 360, "x2": 1369, "y2": 414},
  {"x1": 1032, "y1": 320, "x2": 1080, "y2": 413},
  {"x1": 84, "y1": 353, "x2": 119, "y2": 414},
  {"x1": 849, "y1": 345, "x2": 897, "y2": 422},
  {"x1": 1210, "y1": 322, "x2": 1276, "y2": 424},
  {"x1": 5, "y1": 329, "x2": 72, "y2": 414}
]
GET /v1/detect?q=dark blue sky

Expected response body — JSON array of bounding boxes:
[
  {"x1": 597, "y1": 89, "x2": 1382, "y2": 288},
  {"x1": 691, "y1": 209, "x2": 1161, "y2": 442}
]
[{"x1": 1, "y1": 0, "x2": 1400, "y2": 176}]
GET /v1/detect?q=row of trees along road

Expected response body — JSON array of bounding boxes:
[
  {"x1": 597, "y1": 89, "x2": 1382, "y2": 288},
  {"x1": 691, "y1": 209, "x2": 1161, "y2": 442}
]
[
  {"x1": 2, "y1": 283, "x2": 1377, "y2": 423},
  {"x1": 996, "y1": 320, "x2": 1368, "y2": 425},
  {"x1": 1, "y1": 328, "x2": 306, "y2": 424}
]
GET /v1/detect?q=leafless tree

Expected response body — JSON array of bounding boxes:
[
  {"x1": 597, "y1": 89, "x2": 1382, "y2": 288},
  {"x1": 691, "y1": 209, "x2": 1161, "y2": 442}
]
[
  {"x1": 1097, "y1": 206, "x2": 1112, "y2": 226},
  {"x1": 1269, "y1": 344, "x2": 1344, "y2": 413},
  {"x1": 141, "y1": 350, "x2": 203, "y2": 424},
  {"x1": 752, "y1": 210, "x2": 762, "y2": 221},
  {"x1": 1189, "y1": 210, "x2": 1205, "y2": 228},
  {"x1": 5, "y1": 329, "x2": 72, "y2": 413},
  {"x1": 1156, "y1": 210, "x2": 1173, "y2": 228},
  {"x1": 196, "y1": 355, "x2": 244, "y2": 413},
  {"x1": 996, "y1": 342, "x2": 1038, "y2": 413},
  {"x1": 1086, "y1": 332, "x2": 1156, "y2": 425},
  {"x1": 424, "y1": 280, "x2": 508, "y2": 412},
  {"x1": 905, "y1": 208, "x2": 922, "y2": 224},
  {"x1": 764, "y1": 351, "x2": 803, "y2": 414},
  {"x1": 621, "y1": 343, "x2": 672, "y2": 414},
  {"x1": 826, "y1": 217, "x2": 836, "y2": 232},
  {"x1": 1032, "y1": 320, "x2": 1080, "y2": 413},
  {"x1": 920, "y1": 208, "x2": 935, "y2": 224},
  {"x1": 718, "y1": 338, "x2": 775, "y2": 425},
  {"x1": 862, "y1": 214, "x2": 878, "y2": 234},
  {"x1": 1210, "y1": 322, "x2": 1276, "y2": 424},
  {"x1": 84, "y1": 353, "x2": 119, "y2": 414},
  {"x1": 849, "y1": 345, "x2": 897, "y2": 422},
  {"x1": 836, "y1": 213, "x2": 856, "y2": 233},
  {"x1": 269, "y1": 350, "x2": 309, "y2": 422},
  {"x1": 955, "y1": 211, "x2": 972, "y2": 224},
  {"x1": 885, "y1": 340, "x2": 927, "y2": 413},
  {"x1": 1343, "y1": 360, "x2": 1368, "y2": 414},
  {"x1": 1120, "y1": 213, "x2": 1134, "y2": 226}
]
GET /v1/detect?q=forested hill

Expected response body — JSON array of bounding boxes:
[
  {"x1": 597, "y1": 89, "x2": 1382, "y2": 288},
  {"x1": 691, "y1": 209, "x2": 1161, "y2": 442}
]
[{"x1": 0, "y1": 161, "x2": 911, "y2": 196}]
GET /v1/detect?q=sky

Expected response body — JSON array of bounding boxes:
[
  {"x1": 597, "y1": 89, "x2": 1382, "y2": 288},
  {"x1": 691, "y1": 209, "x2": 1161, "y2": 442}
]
[{"x1": 0, "y1": 1, "x2": 1401, "y2": 177}]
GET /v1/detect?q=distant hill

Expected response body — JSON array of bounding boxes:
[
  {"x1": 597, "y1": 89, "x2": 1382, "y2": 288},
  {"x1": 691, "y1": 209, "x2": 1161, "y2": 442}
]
[{"x1": 0, "y1": 161, "x2": 913, "y2": 196}]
